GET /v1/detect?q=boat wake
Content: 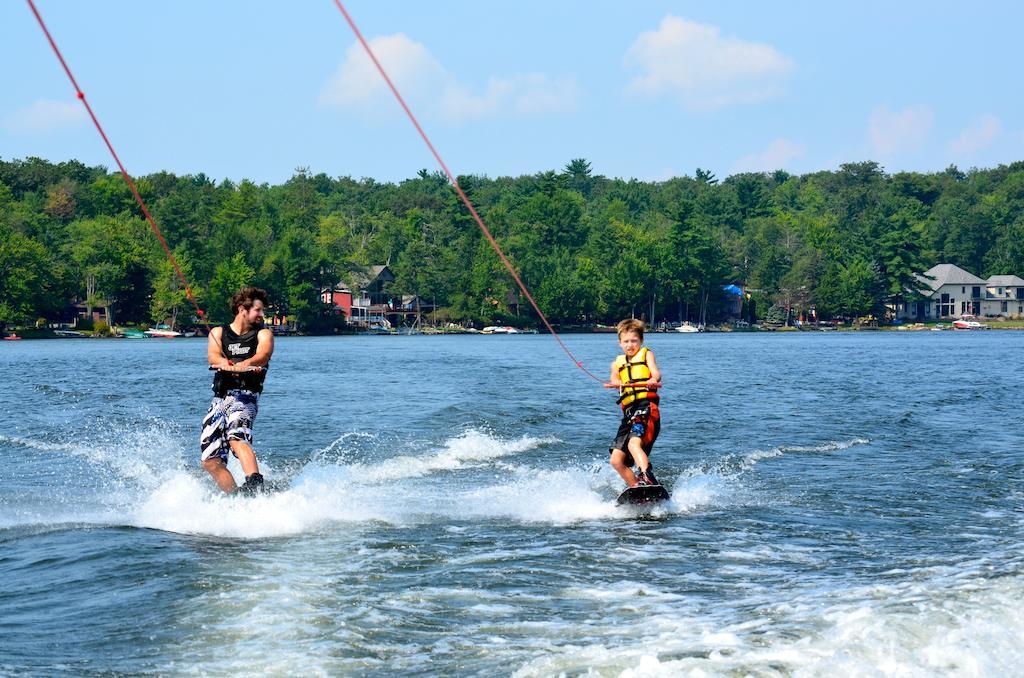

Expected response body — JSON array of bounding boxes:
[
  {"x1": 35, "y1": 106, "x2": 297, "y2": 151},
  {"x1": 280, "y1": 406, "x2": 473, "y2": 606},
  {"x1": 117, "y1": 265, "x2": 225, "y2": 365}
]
[{"x1": 0, "y1": 425, "x2": 872, "y2": 539}]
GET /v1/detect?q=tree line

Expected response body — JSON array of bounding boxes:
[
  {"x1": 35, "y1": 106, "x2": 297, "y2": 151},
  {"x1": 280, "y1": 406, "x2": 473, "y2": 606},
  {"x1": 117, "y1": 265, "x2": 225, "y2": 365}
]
[{"x1": 1, "y1": 156, "x2": 1023, "y2": 330}]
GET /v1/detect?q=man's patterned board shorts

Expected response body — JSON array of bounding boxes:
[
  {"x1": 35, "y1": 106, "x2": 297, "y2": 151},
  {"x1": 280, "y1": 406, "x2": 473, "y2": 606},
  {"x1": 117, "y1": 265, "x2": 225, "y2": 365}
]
[{"x1": 200, "y1": 389, "x2": 259, "y2": 463}]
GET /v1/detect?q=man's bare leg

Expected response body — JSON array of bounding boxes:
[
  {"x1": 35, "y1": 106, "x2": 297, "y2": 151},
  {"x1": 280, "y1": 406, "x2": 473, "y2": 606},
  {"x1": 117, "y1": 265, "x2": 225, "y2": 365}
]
[
  {"x1": 202, "y1": 458, "x2": 238, "y2": 493},
  {"x1": 228, "y1": 439, "x2": 259, "y2": 476}
]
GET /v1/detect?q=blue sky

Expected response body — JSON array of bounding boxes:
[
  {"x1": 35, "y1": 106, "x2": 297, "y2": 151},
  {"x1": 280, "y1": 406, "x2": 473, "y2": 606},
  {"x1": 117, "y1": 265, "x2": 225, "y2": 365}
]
[{"x1": 2, "y1": 1, "x2": 1021, "y2": 184}]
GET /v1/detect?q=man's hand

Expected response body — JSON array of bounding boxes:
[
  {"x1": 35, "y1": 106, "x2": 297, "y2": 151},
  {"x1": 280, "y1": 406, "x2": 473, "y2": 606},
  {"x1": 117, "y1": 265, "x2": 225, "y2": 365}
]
[{"x1": 212, "y1": 362, "x2": 264, "y2": 373}]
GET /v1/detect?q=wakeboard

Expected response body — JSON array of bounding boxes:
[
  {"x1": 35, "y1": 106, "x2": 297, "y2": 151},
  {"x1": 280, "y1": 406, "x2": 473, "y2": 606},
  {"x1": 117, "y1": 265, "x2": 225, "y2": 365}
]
[{"x1": 616, "y1": 484, "x2": 670, "y2": 506}]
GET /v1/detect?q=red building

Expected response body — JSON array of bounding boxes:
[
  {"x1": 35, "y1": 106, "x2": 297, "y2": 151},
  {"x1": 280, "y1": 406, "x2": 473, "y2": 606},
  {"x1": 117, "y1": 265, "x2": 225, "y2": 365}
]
[
  {"x1": 320, "y1": 288, "x2": 354, "y2": 318},
  {"x1": 321, "y1": 265, "x2": 395, "y2": 328}
]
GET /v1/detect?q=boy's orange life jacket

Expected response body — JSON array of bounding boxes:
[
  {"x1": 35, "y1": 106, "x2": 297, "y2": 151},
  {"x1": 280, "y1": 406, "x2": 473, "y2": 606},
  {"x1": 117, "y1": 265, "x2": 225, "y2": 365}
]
[{"x1": 614, "y1": 346, "x2": 659, "y2": 407}]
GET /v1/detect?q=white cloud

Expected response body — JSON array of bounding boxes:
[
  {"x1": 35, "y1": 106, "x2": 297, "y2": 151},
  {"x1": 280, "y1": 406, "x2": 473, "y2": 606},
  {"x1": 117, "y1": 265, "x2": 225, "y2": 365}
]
[
  {"x1": 320, "y1": 33, "x2": 577, "y2": 124},
  {"x1": 731, "y1": 138, "x2": 806, "y2": 173},
  {"x1": 320, "y1": 33, "x2": 446, "y2": 109},
  {"x1": 949, "y1": 114, "x2": 1002, "y2": 155},
  {"x1": 4, "y1": 99, "x2": 86, "y2": 133},
  {"x1": 624, "y1": 15, "x2": 794, "y2": 110},
  {"x1": 439, "y1": 74, "x2": 579, "y2": 123},
  {"x1": 866, "y1": 105, "x2": 934, "y2": 156}
]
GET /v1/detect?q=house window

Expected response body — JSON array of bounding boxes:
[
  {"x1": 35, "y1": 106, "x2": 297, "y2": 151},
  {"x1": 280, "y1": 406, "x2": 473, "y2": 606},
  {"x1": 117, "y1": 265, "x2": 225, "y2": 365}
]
[
  {"x1": 998, "y1": 287, "x2": 1005, "y2": 295},
  {"x1": 1002, "y1": 301, "x2": 1008, "y2": 312},
  {"x1": 973, "y1": 286, "x2": 981, "y2": 298},
  {"x1": 1017, "y1": 288, "x2": 1024, "y2": 300},
  {"x1": 939, "y1": 293, "x2": 954, "y2": 316},
  {"x1": 961, "y1": 287, "x2": 965, "y2": 293}
]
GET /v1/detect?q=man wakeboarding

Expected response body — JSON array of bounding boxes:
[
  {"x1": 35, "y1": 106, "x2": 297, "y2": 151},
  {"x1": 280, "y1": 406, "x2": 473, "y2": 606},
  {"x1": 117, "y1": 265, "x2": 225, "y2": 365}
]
[{"x1": 199, "y1": 286, "x2": 274, "y2": 495}]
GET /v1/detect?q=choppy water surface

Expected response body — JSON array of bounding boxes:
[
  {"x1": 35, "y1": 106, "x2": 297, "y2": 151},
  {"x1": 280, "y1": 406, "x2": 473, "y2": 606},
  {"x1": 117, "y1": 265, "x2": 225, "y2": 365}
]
[{"x1": 1, "y1": 332, "x2": 1021, "y2": 675}]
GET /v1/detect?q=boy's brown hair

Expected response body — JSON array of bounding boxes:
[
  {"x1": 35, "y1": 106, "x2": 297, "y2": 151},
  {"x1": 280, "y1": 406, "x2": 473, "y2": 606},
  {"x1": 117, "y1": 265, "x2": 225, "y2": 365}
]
[
  {"x1": 230, "y1": 286, "x2": 269, "y2": 314},
  {"x1": 616, "y1": 318, "x2": 645, "y2": 340}
]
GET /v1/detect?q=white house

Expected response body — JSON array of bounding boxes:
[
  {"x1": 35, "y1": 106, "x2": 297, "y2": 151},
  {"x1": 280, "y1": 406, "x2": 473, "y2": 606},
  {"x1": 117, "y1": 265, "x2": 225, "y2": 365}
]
[
  {"x1": 894, "y1": 263, "x2": 988, "y2": 320},
  {"x1": 982, "y1": 275, "x2": 1024, "y2": 318}
]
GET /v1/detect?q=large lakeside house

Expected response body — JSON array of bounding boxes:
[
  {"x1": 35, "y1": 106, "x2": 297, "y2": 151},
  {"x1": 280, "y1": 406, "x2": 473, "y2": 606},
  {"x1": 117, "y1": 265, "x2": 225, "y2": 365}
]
[
  {"x1": 321, "y1": 264, "x2": 434, "y2": 329},
  {"x1": 893, "y1": 263, "x2": 1024, "y2": 321},
  {"x1": 320, "y1": 264, "x2": 396, "y2": 329}
]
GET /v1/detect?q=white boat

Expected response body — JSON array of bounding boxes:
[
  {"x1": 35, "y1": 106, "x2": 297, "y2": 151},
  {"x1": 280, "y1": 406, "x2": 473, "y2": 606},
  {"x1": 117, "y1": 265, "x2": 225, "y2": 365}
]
[
  {"x1": 952, "y1": 319, "x2": 986, "y2": 330},
  {"x1": 482, "y1": 326, "x2": 519, "y2": 334},
  {"x1": 675, "y1": 322, "x2": 702, "y2": 333},
  {"x1": 144, "y1": 328, "x2": 182, "y2": 338}
]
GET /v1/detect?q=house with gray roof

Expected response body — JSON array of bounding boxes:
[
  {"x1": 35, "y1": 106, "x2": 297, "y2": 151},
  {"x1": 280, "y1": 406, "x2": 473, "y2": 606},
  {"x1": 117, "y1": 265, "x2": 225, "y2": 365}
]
[
  {"x1": 320, "y1": 264, "x2": 397, "y2": 329},
  {"x1": 983, "y1": 275, "x2": 1024, "y2": 318},
  {"x1": 348, "y1": 265, "x2": 396, "y2": 306},
  {"x1": 894, "y1": 263, "x2": 988, "y2": 320}
]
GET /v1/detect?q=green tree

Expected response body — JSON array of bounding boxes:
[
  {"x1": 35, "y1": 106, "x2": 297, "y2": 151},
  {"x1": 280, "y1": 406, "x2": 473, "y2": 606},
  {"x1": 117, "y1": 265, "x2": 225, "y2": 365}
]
[
  {"x1": 151, "y1": 250, "x2": 200, "y2": 329},
  {"x1": 876, "y1": 210, "x2": 928, "y2": 313},
  {"x1": 0, "y1": 224, "x2": 52, "y2": 324},
  {"x1": 66, "y1": 215, "x2": 150, "y2": 324},
  {"x1": 260, "y1": 226, "x2": 334, "y2": 329},
  {"x1": 984, "y1": 218, "x2": 1024, "y2": 276},
  {"x1": 835, "y1": 257, "x2": 884, "y2": 317},
  {"x1": 563, "y1": 158, "x2": 594, "y2": 197},
  {"x1": 205, "y1": 252, "x2": 255, "y2": 323}
]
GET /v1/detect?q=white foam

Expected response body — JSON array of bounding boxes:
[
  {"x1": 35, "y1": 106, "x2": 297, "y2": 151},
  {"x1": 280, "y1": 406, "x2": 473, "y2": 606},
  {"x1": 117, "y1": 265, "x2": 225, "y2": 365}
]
[
  {"x1": 459, "y1": 468, "x2": 618, "y2": 524},
  {"x1": 1, "y1": 426, "x2": 868, "y2": 538},
  {"x1": 512, "y1": 568, "x2": 1024, "y2": 677},
  {"x1": 126, "y1": 430, "x2": 569, "y2": 537},
  {"x1": 351, "y1": 430, "x2": 559, "y2": 483},
  {"x1": 736, "y1": 437, "x2": 870, "y2": 471}
]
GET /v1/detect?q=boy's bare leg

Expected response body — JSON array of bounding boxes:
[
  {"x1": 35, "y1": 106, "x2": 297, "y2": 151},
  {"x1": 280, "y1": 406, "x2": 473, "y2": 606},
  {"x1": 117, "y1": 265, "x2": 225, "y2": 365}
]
[
  {"x1": 228, "y1": 439, "x2": 260, "y2": 476},
  {"x1": 202, "y1": 458, "x2": 238, "y2": 493},
  {"x1": 627, "y1": 437, "x2": 651, "y2": 474},
  {"x1": 610, "y1": 448, "x2": 640, "y2": 487}
]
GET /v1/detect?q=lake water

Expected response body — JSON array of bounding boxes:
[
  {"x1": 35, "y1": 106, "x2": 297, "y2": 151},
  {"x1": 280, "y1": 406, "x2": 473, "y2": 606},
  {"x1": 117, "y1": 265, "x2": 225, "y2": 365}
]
[{"x1": 1, "y1": 332, "x2": 1021, "y2": 675}]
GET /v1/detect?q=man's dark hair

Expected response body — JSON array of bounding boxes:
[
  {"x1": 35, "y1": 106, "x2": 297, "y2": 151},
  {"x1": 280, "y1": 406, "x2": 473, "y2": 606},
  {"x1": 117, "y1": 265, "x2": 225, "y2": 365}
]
[{"x1": 230, "y1": 286, "x2": 269, "y2": 314}]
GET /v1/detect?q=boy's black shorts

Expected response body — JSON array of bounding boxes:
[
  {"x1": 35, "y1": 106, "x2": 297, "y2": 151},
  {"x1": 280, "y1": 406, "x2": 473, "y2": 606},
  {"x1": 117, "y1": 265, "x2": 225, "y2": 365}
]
[{"x1": 609, "y1": 400, "x2": 661, "y2": 466}]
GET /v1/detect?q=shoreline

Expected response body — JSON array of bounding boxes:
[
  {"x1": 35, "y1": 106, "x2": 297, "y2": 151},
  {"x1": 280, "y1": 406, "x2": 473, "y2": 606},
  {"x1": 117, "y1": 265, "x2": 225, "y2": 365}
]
[{"x1": 5, "y1": 323, "x2": 1024, "y2": 340}]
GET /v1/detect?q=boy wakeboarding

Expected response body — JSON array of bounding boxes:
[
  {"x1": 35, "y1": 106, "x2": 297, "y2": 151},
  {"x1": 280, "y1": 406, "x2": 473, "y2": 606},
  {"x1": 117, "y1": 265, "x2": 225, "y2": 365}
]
[
  {"x1": 200, "y1": 286, "x2": 274, "y2": 495},
  {"x1": 607, "y1": 319, "x2": 667, "y2": 501}
]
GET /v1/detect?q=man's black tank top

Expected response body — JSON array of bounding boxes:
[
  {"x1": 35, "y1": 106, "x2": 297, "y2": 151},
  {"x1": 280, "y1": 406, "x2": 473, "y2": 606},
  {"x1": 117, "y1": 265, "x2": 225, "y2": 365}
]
[{"x1": 212, "y1": 323, "x2": 268, "y2": 395}]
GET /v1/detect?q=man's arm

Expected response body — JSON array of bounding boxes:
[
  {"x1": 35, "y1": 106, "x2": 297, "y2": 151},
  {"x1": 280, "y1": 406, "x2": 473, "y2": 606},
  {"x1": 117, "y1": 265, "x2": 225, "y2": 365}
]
[
  {"x1": 208, "y1": 327, "x2": 230, "y2": 369},
  {"x1": 232, "y1": 328, "x2": 274, "y2": 369}
]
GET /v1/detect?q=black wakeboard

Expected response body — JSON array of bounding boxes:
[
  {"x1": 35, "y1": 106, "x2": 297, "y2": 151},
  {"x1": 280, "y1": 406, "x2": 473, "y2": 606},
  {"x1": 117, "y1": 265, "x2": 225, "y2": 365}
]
[{"x1": 616, "y1": 484, "x2": 670, "y2": 506}]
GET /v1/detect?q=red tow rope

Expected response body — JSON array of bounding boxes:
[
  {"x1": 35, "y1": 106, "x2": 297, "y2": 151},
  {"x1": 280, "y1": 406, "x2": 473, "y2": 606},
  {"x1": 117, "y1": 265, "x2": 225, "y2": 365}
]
[
  {"x1": 26, "y1": 0, "x2": 207, "y2": 327},
  {"x1": 331, "y1": 1, "x2": 603, "y2": 384}
]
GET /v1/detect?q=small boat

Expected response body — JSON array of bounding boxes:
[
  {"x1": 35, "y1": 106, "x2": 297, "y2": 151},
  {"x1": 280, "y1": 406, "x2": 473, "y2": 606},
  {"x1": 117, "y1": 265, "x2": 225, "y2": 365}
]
[
  {"x1": 952, "y1": 319, "x2": 986, "y2": 330},
  {"x1": 121, "y1": 329, "x2": 146, "y2": 339},
  {"x1": 675, "y1": 322, "x2": 702, "y2": 333},
  {"x1": 482, "y1": 326, "x2": 519, "y2": 334},
  {"x1": 2, "y1": 334, "x2": 21, "y2": 341},
  {"x1": 54, "y1": 329, "x2": 86, "y2": 338},
  {"x1": 144, "y1": 328, "x2": 183, "y2": 338}
]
